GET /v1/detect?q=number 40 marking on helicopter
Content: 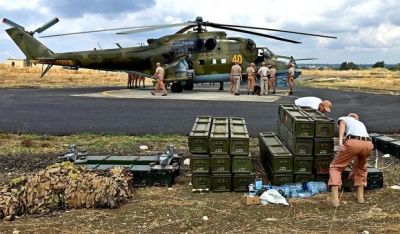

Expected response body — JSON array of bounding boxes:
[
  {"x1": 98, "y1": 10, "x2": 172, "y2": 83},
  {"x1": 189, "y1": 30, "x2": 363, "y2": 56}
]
[{"x1": 231, "y1": 54, "x2": 243, "y2": 64}]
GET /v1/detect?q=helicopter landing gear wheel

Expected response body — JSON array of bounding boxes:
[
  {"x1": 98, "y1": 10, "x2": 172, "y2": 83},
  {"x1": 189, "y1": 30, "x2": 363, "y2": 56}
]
[
  {"x1": 171, "y1": 82, "x2": 183, "y2": 93},
  {"x1": 184, "y1": 80, "x2": 194, "y2": 90}
]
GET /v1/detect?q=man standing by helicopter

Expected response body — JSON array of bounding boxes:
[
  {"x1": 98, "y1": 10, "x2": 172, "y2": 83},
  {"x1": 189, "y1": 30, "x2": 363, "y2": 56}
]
[
  {"x1": 258, "y1": 62, "x2": 269, "y2": 96},
  {"x1": 246, "y1": 63, "x2": 256, "y2": 95},
  {"x1": 151, "y1": 62, "x2": 167, "y2": 96},
  {"x1": 268, "y1": 64, "x2": 277, "y2": 94},
  {"x1": 287, "y1": 63, "x2": 295, "y2": 95},
  {"x1": 230, "y1": 61, "x2": 242, "y2": 96}
]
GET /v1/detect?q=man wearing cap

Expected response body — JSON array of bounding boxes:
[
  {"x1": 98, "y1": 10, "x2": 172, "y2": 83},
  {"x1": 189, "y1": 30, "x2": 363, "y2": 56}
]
[
  {"x1": 287, "y1": 63, "x2": 295, "y2": 95},
  {"x1": 294, "y1": 96, "x2": 332, "y2": 113},
  {"x1": 246, "y1": 63, "x2": 256, "y2": 95},
  {"x1": 328, "y1": 113, "x2": 373, "y2": 207},
  {"x1": 230, "y1": 61, "x2": 242, "y2": 95},
  {"x1": 268, "y1": 64, "x2": 277, "y2": 94},
  {"x1": 258, "y1": 62, "x2": 269, "y2": 96}
]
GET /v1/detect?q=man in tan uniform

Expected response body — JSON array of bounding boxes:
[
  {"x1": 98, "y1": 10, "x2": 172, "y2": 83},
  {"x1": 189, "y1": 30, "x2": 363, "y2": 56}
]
[
  {"x1": 246, "y1": 63, "x2": 256, "y2": 95},
  {"x1": 258, "y1": 62, "x2": 269, "y2": 96},
  {"x1": 151, "y1": 62, "x2": 167, "y2": 96},
  {"x1": 230, "y1": 61, "x2": 242, "y2": 96},
  {"x1": 268, "y1": 64, "x2": 277, "y2": 94},
  {"x1": 287, "y1": 63, "x2": 295, "y2": 95},
  {"x1": 328, "y1": 113, "x2": 373, "y2": 207}
]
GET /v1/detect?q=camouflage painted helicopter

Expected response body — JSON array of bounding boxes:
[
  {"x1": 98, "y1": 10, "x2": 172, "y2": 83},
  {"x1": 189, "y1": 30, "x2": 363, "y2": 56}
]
[{"x1": 3, "y1": 16, "x2": 335, "y2": 92}]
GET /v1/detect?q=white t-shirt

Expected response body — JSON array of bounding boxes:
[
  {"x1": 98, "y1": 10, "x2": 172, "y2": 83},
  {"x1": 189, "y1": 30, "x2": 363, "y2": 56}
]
[
  {"x1": 258, "y1": 67, "x2": 269, "y2": 77},
  {"x1": 294, "y1": 97, "x2": 322, "y2": 110},
  {"x1": 338, "y1": 116, "x2": 369, "y2": 137}
]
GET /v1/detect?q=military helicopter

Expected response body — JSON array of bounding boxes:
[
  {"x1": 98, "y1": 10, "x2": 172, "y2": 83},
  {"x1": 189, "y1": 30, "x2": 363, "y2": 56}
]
[{"x1": 3, "y1": 16, "x2": 336, "y2": 92}]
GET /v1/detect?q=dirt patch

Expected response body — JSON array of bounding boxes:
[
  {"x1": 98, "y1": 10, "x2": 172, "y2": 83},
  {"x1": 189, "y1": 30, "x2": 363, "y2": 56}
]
[{"x1": 0, "y1": 134, "x2": 399, "y2": 233}]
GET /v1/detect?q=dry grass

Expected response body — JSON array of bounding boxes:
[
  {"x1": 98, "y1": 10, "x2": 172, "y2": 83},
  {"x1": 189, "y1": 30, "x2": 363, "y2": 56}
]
[
  {"x1": 0, "y1": 133, "x2": 399, "y2": 233},
  {"x1": 299, "y1": 68, "x2": 400, "y2": 94},
  {"x1": 0, "y1": 64, "x2": 152, "y2": 88}
]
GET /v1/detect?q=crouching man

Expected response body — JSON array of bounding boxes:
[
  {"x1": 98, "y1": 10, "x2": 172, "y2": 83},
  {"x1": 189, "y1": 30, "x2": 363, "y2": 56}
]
[{"x1": 328, "y1": 113, "x2": 373, "y2": 207}]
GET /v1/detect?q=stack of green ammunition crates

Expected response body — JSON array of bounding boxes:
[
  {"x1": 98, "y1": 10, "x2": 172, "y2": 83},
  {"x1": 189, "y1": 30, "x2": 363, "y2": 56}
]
[
  {"x1": 190, "y1": 116, "x2": 253, "y2": 192},
  {"x1": 190, "y1": 116, "x2": 212, "y2": 191},
  {"x1": 302, "y1": 109, "x2": 335, "y2": 183},
  {"x1": 274, "y1": 105, "x2": 334, "y2": 184},
  {"x1": 229, "y1": 117, "x2": 253, "y2": 192},
  {"x1": 259, "y1": 132, "x2": 293, "y2": 185}
]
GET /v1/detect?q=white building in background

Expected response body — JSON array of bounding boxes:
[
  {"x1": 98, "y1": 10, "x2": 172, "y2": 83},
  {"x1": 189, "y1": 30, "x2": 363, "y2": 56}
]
[{"x1": 4, "y1": 58, "x2": 30, "y2": 68}]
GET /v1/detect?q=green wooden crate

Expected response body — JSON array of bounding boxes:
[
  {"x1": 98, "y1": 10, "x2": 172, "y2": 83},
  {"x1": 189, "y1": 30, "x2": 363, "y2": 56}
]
[
  {"x1": 210, "y1": 123, "x2": 230, "y2": 155},
  {"x1": 232, "y1": 156, "x2": 252, "y2": 174},
  {"x1": 289, "y1": 115, "x2": 315, "y2": 138},
  {"x1": 286, "y1": 131, "x2": 314, "y2": 156},
  {"x1": 232, "y1": 174, "x2": 255, "y2": 192},
  {"x1": 314, "y1": 156, "x2": 333, "y2": 175},
  {"x1": 314, "y1": 138, "x2": 334, "y2": 156},
  {"x1": 230, "y1": 124, "x2": 249, "y2": 156},
  {"x1": 210, "y1": 155, "x2": 231, "y2": 174},
  {"x1": 294, "y1": 174, "x2": 315, "y2": 183},
  {"x1": 211, "y1": 174, "x2": 232, "y2": 192},
  {"x1": 268, "y1": 173, "x2": 293, "y2": 186},
  {"x1": 191, "y1": 155, "x2": 210, "y2": 173},
  {"x1": 265, "y1": 145, "x2": 293, "y2": 173},
  {"x1": 188, "y1": 121, "x2": 211, "y2": 154},
  {"x1": 293, "y1": 156, "x2": 313, "y2": 174},
  {"x1": 192, "y1": 174, "x2": 211, "y2": 190}
]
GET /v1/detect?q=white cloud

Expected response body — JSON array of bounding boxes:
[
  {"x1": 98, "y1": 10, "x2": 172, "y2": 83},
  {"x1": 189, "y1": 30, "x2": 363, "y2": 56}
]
[{"x1": 1, "y1": 0, "x2": 400, "y2": 63}]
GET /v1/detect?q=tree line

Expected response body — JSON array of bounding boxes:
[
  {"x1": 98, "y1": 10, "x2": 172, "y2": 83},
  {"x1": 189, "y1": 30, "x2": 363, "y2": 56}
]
[{"x1": 339, "y1": 61, "x2": 400, "y2": 70}]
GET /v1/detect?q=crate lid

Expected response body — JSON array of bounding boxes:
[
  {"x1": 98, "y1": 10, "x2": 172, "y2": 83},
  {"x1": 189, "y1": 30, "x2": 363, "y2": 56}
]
[
  {"x1": 266, "y1": 145, "x2": 292, "y2": 156},
  {"x1": 129, "y1": 165, "x2": 152, "y2": 172},
  {"x1": 229, "y1": 117, "x2": 246, "y2": 125},
  {"x1": 211, "y1": 123, "x2": 229, "y2": 134},
  {"x1": 230, "y1": 124, "x2": 249, "y2": 136},
  {"x1": 191, "y1": 122, "x2": 211, "y2": 132},
  {"x1": 195, "y1": 116, "x2": 212, "y2": 123},
  {"x1": 260, "y1": 135, "x2": 284, "y2": 147},
  {"x1": 189, "y1": 131, "x2": 210, "y2": 137},
  {"x1": 213, "y1": 117, "x2": 229, "y2": 124}
]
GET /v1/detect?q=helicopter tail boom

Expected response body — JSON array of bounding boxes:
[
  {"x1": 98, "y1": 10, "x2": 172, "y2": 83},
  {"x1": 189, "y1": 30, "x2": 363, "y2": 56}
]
[{"x1": 6, "y1": 27, "x2": 54, "y2": 60}]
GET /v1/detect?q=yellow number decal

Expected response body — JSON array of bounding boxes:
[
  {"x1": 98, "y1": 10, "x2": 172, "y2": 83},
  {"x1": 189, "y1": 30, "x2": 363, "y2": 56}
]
[{"x1": 231, "y1": 54, "x2": 243, "y2": 64}]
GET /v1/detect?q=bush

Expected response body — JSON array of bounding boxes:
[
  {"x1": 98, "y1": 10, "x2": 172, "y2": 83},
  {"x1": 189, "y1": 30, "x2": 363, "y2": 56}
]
[
  {"x1": 373, "y1": 61, "x2": 385, "y2": 68},
  {"x1": 339, "y1": 62, "x2": 359, "y2": 70}
]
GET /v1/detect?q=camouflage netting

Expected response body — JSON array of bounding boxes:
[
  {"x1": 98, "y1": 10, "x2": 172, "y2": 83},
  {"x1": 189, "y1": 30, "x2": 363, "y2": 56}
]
[{"x1": 0, "y1": 162, "x2": 134, "y2": 221}]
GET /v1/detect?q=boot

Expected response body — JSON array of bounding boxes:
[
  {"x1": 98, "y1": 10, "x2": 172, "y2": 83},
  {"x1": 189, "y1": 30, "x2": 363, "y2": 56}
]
[
  {"x1": 357, "y1": 186, "x2": 365, "y2": 204},
  {"x1": 331, "y1": 186, "x2": 340, "y2": 207}
]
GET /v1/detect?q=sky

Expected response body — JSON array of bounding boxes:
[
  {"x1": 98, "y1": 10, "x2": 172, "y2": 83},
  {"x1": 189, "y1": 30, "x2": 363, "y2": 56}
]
[{"x1": 1, "y1": 0, "x2": 400, "y2": 64}]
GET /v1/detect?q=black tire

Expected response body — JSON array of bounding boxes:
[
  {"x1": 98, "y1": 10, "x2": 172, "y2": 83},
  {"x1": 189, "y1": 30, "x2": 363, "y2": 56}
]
[
  {"x1": 184, "y1": 80, "x2": 194, "y2": 90},
  {"x1": 254, "y1": 85, "x2": 261, "y2": 95},
  {"x1": 171, "y1": 82, "x2": 183, "y2": 93}
]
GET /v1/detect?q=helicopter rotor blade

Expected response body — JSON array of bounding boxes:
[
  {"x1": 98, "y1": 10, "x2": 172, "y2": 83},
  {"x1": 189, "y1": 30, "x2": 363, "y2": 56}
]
[
  {"x1": 116, "y1": 22, "x2": 194, "y2": 35},
  {"x1": 206, "y1": 23, "x2": 301, "y2": 44},
  {"x1": 175, "y1": 25, "x2": 196, "y2": 34},
  {"x1": 40, "y1": 22, "x2": 192, "y2": 38},
  {"x1": 207, "y1": 22, "x2": 337, "y2": 39}
]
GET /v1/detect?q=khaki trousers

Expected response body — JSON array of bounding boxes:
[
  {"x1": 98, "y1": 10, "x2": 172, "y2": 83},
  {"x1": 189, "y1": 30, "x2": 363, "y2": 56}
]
[
  {"x1": 248, "y1": 76, "x2": 255, "y2": 92},
  {"x1": 328, "y1": 139, "x2": 373, "y2": 187},
  {"x1": 260, "y1": 77, "x2": 268, "y2": 95},
  {"x1": 234, "y1": 77, "x2": 241, "y2": 93}
]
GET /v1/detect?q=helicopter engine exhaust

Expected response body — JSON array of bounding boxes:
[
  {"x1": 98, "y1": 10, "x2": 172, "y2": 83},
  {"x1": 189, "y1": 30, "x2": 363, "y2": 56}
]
[{"x1": 204, "y1": 38, "x2": 217, "y2": 50}]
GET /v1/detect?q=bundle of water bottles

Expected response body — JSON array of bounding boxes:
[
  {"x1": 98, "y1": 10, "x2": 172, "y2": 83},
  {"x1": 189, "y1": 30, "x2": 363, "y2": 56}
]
[{"x1": 249, "y1": 179, "x2": 327, "y2": 199}]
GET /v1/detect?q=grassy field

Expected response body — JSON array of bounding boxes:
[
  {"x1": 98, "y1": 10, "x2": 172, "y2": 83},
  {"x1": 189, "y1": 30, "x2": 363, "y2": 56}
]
[
  {"x1": 0, "y1": 64, "x2": 152, "y2": 88},
  {"x1": 0, "y1": 133, "x2": 399, "y2": 233},
  {"x1": 299, "y1": 68, "x2": 400, "y2": 94}
]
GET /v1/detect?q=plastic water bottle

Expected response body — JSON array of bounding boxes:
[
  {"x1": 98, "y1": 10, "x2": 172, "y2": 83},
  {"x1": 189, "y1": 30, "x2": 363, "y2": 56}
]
[
  {"x1": 298, "y1": 190, "x2": 313, "y2": 198},
  {"x1": 306, "y1": 182, "x2": 327, "y2": 195},
  {"x1": 278, "y1": 185, "x2": 292, "y2": 198},
  {"x1": 255, "y1": 178, "x2": 263, "y2": 190}
]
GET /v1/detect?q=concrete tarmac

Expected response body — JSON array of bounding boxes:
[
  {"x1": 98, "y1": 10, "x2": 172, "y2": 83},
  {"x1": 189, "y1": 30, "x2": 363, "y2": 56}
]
[{"x1": 0, "y1": 85, "x2": 399, "y2": 135}]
